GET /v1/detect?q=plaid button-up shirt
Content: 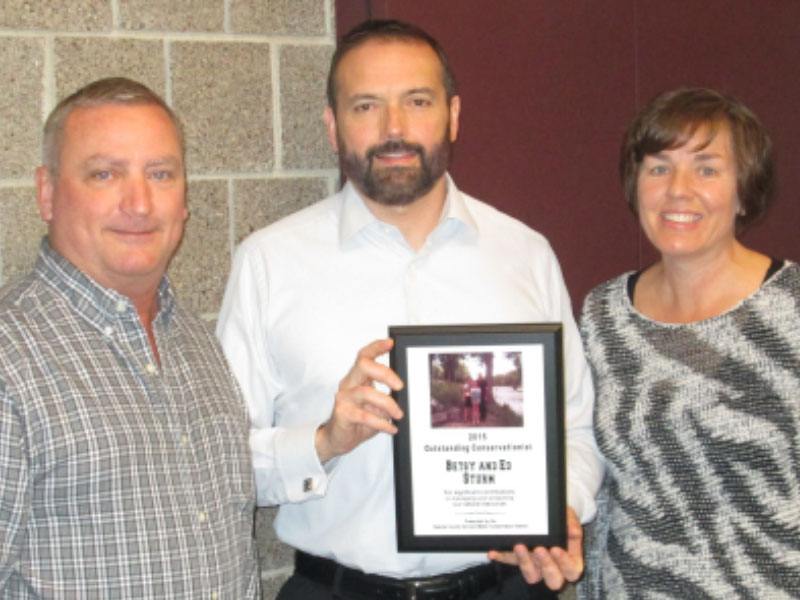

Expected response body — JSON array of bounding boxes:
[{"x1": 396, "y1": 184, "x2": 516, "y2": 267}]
[{"x1": 0, "y1": 240, "x2": 259, "y2": 599}]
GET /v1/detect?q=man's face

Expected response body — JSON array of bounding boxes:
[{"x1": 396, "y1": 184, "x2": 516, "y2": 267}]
[
  {"x1": 36, "y1": 103, "x2": 187, "y2": 297},
  {"x1": 325, "y1": 39, "x2": 460, "y2": 206}
]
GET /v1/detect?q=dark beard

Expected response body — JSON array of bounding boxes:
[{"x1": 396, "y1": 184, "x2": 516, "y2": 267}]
[{"x1": 339, "y1": 137, "x2": 451, "y2": 206}]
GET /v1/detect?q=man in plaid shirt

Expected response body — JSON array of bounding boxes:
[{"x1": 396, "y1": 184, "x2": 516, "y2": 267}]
[{"x1": 0, "y1": 77, "x2": 259, "y2": 598}]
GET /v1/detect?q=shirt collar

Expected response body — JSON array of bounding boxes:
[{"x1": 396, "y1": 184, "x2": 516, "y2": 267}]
[
  {"x1": 337, "y1": 173, "x2": 479, "y2": 248},
  {"x1": 34, "y1": 237, "x2": 176, "y2": 328}
]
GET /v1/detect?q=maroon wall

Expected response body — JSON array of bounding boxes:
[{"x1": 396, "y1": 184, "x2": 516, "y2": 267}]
[{"x1": 336, "y1": 1, "x2": 800, "y2": 310}]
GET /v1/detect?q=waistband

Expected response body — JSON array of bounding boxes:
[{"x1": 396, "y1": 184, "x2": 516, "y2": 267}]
[{"x1": 294, "y1": 550, "x2": 519, "y2": 600}]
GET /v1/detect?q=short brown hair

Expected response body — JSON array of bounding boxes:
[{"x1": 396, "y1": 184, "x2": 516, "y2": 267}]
[
  {"x1": 620, "y1": 87, "x2": 774, "y2": 230},
  {"x1": 42, "y1": 77, "x2": 184, "y2": 176},
  {"x1": 326, "y1": 19, "x2": 457, "y2": 110}
]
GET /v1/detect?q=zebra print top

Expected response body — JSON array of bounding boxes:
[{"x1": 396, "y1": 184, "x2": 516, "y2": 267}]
[{"x1": 578, "y1": 261, "x2": 800, "y2": 599}]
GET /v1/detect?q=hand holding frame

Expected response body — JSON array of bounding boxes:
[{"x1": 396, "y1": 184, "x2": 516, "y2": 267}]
[{"x1": 315, "y1": 339, "x2": 404, "y2": 464}]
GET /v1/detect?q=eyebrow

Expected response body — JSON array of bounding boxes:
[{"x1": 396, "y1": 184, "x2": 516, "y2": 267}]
[
  {"x1": 144, "y1": 157, "x2": 182, "y2": 168},
  {"x1": 691, "y1": 152, "x2": 724, "y2": 161},
  {"x1": 83, "y1": 154, "x2": 125, "y2": 166},
  {"x1": 405, "y1": 87, "x2": 436, "y2": 96},
  {"x1": 82, "y1": 155, "x2": 182, "y2": 168},
  {"x1": 346, "y1": 87, "x2": 438, "y2": 102},
  {"x1": 347, "y1": 93, "x2": 380, "y2": 103}
]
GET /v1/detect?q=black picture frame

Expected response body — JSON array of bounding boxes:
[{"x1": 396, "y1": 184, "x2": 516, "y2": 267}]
[{"x1": 389, "y1": 323, "x2": 566, "y2": 552}]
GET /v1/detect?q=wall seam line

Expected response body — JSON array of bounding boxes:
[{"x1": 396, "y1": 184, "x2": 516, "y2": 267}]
[{"x1": 271, "y1": 43, "x2": 283, "y2": 172}]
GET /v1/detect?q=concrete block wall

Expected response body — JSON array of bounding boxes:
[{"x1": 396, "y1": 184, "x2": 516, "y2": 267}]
[{"x1": 0, "y1": 1, "x2": 337, "y2": 597}]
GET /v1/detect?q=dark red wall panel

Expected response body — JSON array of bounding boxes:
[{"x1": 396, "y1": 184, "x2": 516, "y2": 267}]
[{"x1": 335, "y1": 1, "x2": 800, "y2": 310}]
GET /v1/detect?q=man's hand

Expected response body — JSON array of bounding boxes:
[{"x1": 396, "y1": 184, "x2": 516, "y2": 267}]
[
  {"x1": 487, "y1": 507, "x2": 584, "y2": 590},
  {"x1": 315, "y1": 339, "x2": 404, "y2": 464}
]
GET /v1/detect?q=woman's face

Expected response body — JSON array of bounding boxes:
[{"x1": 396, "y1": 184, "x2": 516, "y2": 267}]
[{"x1": 636, "y1": 123, "x2": 739, "y2": 262}]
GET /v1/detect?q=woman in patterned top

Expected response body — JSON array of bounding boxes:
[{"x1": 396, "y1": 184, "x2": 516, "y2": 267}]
[{"x1": 579, "y1": 87, "x2": 800, "y2": 598}]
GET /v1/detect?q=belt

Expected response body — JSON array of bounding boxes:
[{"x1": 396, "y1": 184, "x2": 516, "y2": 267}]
[{"x1": 294, "y1": 550, "x2": 517, "y2": 600}]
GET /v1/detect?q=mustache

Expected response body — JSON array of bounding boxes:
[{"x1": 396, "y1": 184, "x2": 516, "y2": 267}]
[{"x1": 366, "y1": 140, "x2": 425, "y2": 162}]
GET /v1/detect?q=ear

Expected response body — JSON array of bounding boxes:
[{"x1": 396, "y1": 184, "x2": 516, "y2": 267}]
[
  {"x1": 323, "y1": 106, "x2": 339, "y2": 153},
  {"x1": 35, "y1": 166, "x2": 55, "y2": 223},
  {"x1": 180, "y1": 180, "x2": 189, "y2": 222},
  {"x1": 448, "y1": 95, "x2": 461, "y2": 143}
]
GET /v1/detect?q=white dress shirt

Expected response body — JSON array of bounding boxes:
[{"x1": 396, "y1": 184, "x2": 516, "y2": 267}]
[{"x1": 217, "y1": 176, "x2": 602, "y2": 578}]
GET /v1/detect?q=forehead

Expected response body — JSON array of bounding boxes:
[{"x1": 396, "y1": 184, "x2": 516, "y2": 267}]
[
  {"x1": 61, "y1": 102, "x2": 181, "y2": 157},
  {"x1": 334, "y1": 39, "x2": 445, "y2": 97}
]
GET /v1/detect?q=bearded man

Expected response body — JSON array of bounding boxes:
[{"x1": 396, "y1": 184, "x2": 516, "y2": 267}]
[{"x1": 217, "y1": 19, "x2": 601, "y2": 600}]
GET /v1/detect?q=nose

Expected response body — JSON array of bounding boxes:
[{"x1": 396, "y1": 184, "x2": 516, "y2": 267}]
[
  {"x1": 383, "y1": 103, "x2": 406, "y2": 140},
  {"x1": 666, "y1": 166, "x2": 691, "y2": 198},
  {"x1": 121, "y1": 174, "x2": 153, "y2": 216}
]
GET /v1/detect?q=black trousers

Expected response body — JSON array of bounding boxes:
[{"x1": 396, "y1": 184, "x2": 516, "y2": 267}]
[{"x1": 276, "y1": 572, "x2": 560, "y2": 600}]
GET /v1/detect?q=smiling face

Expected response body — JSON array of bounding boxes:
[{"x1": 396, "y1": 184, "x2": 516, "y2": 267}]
[
  {"x1": 636, "y1": 124, "x2": 740, "y2": 262},
  {"x1": 324, "y1": 38, "x2": 460, "y2": 206},
  {"x1": 36, "y1": 102, "x2": 187, "y2": 298}
]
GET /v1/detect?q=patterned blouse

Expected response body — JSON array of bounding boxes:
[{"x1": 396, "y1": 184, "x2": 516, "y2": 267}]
[{"x1": 579, "y1": 261, "x2": 800, "y2": 599}]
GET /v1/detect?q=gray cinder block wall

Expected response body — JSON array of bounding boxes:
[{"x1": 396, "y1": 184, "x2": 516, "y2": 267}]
[{"x1": 0, "y1": 1, "x2": 336, "y2": 597}]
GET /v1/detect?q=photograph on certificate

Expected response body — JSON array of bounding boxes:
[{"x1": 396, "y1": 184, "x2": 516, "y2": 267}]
[{"x1": 428, "y1": 350, "x2": 524, "y2": 429}]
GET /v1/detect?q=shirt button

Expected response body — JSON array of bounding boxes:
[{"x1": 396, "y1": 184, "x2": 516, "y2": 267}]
[
  {"x1": 144, "y1": 363, "x2": 158, "y2": 375},
  {"x1": 181, "y1": 434, "x2": 190, "y2": 447},
  {"x1": 197, "y1": 511, "x2": 207, "y2": 523},
  {"x1": 303, "y1": 478, "x2": 314, "y2": 493},
  {"x1": 115, "y1": 300, "x2": 127, "y2": 313},
  {"x1": 103, "y1": 326, "x2": 114, "y2": 337},
  {"x1": 210, "y1": 593, "x2": 218, "y2": 600}
]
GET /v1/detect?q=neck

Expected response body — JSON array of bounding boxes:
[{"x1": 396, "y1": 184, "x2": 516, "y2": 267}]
[
  {"x1": 640, "y1": 241, "x2": 770, "y2": 322},
  {"x1": 114, "y1": 279, "x2": 161, "y2": 366},
  {"x1": 659, "y1": 241, "x2": 746, "y2": 291},
  {"x1": 361, "y1": 176, "x2": 448, "y2": 251}
]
